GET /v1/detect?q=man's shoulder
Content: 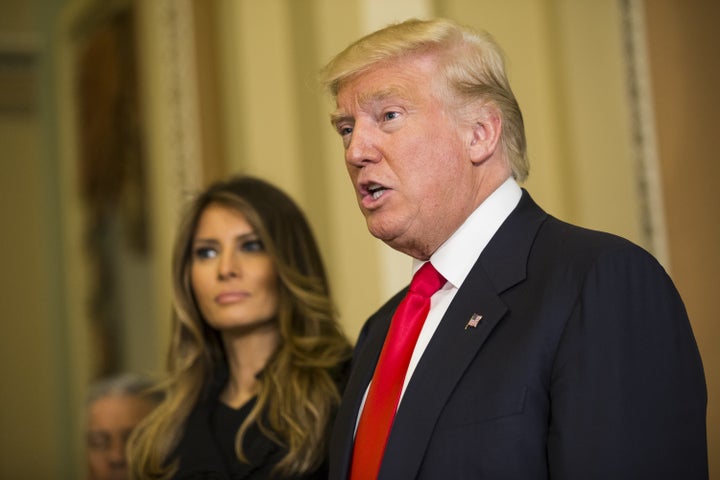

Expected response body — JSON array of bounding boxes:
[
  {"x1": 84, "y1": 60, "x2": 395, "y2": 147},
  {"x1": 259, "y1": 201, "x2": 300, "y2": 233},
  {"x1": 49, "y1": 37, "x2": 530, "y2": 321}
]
[
  {"x1": 515, "y1": 190, "x2": 646, "y2": 254},
  {"x1": 538, "y1": 215, "x2": 648, "y2": 257},
  {"x1": 529, "y1": 214, "x2": 668, "y2": 284}
]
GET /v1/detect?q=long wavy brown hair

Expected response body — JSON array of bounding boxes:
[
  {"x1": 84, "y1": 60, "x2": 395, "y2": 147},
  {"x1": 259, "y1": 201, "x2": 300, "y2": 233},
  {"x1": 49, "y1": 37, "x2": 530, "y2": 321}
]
[{"x1": 128, "y1": 176, "x2": 352, "y2": 478}]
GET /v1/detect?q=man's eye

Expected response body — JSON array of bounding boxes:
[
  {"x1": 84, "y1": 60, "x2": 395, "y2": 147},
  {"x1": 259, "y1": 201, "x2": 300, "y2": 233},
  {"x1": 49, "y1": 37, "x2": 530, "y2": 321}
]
[
  {"x1": 193, "y1": 246, "x2": 217, "y2": 259},
  {"x1": 87, "y1": 432, "x2": 110, "y2": 450},
  {"x1": 383, "y1": 111, "x2": 400, "y2": 121},
  {"x1": 241, "y1": 239, "x2": 265, "y2": 252},
  {"x1": 338, "y1": 125, "x2": 353, "y2": 136}
]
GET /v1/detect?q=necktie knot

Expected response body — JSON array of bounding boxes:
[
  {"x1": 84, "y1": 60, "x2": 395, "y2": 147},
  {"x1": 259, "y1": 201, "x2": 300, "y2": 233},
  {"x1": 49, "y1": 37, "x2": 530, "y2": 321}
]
[{"x1": 409, "y1": 262, "x2": 446, "y2": 298}]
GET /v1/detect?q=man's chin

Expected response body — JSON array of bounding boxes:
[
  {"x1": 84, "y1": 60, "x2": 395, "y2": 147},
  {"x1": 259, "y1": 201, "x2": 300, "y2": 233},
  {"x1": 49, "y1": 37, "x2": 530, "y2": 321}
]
[
  {"x1": 367, "y1": 225, "x2": 407, "y2": 254},
  {"x1": 366, "y1": 221, "x2": 396, "y2": 244},
  {"x1": 95, "y1": 471, "x2": 128, "y2": 480}
]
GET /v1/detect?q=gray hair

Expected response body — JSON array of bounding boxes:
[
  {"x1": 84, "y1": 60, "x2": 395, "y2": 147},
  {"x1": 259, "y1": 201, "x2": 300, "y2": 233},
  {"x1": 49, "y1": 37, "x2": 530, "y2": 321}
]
[{"x1": 86, "y1": 372, "x2": 164, "y2": 406}]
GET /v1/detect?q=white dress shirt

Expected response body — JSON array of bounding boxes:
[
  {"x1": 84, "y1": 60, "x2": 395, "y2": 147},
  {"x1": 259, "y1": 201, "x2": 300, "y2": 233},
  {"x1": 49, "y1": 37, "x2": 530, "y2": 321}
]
[
  {"x1": 356, "y1": 177, "x2": 522, "y2": 431},
  {"x1": 402, "y1": 177, "x2": 522, "y2": 399}
]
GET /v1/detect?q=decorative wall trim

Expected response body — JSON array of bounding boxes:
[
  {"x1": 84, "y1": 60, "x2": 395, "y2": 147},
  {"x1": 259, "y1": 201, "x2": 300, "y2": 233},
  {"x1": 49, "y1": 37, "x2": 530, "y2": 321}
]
[
  {"x1": 148, "y1": 0, "x2": 202, "y2": 200},
  {"x1": 619, "y1": 0, "x2": 671, "y2": 268}
]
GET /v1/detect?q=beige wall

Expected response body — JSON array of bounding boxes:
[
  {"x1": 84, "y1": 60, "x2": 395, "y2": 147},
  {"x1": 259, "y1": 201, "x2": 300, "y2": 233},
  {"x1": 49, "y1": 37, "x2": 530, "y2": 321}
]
[
  {"x1": 0, "y1": 112, "x2": 69, "y2": 478},
  {"x1": 0, "y1": 1, "x2": 70, "y2": 477},
  {"x1": 1, "y1": 0, "x2": 716, "y2": 476},
  {"x1": 643, "y1": 1, "x2": 720, "y2": 476}
]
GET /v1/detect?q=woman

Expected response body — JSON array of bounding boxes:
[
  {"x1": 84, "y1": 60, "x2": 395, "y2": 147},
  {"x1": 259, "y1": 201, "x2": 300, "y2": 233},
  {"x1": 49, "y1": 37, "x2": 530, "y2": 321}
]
[{"x1": 129, "y1": 176, "x2": 352, "y2": 479}]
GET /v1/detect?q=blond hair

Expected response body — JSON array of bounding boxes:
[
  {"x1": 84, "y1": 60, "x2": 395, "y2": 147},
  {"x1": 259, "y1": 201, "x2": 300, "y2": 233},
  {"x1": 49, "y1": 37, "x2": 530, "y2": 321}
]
[{"x1": 320, "y1": 17, "x2": 529, "y2": 181}]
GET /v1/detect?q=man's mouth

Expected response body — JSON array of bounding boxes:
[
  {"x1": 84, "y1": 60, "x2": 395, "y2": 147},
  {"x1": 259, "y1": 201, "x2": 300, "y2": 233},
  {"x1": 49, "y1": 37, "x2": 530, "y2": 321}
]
[{"x1": 367, "y1": 183, "x2": 387, "y2": 200}]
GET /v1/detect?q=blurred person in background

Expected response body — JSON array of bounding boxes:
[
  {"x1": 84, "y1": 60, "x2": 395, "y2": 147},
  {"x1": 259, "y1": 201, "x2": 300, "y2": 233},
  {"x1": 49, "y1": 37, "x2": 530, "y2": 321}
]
[{"x1": 86, "y1": 372, "x2": 163, "y2": 480}]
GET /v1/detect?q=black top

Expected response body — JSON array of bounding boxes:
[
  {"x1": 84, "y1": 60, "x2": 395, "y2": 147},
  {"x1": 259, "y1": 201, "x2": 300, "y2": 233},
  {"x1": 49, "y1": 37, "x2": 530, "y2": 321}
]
[
  {"x1": 211, "y1": 400, "x2": 256, "y2": 477},
  {"x1": 170, "y1": 364, "x2": 349, "y2": 480}
]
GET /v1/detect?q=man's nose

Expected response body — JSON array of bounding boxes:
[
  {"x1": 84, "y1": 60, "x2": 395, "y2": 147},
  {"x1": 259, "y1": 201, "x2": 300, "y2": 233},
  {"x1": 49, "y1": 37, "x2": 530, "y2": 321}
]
[
  {"x1": 345, "y1": 122, "x2": 381, "y2": 168},
  {"x1": 107, "y1": 439, "x2": 127, "y2": 468}
]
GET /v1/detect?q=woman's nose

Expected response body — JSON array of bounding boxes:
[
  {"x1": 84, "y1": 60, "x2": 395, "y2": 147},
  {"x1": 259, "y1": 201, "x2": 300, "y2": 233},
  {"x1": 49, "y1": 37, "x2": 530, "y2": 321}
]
[{"x1": 217, "y1": 252, "x2": 239, "y2": 279}]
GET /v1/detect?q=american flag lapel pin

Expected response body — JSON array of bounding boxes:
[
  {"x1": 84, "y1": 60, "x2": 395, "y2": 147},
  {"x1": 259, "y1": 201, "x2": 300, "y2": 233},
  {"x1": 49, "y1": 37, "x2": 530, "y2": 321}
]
[{"x1": 465, "y1": 313, "x2": 483, "y2": 330}]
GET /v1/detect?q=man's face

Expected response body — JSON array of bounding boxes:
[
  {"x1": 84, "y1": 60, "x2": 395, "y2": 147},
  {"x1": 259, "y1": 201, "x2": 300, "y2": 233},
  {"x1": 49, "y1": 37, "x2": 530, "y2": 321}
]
[
  {"x1": 332, "y1": 54, "x2": 480, "y2": 259},
  {"x1": 86, "y1": 394, "x2": 155, "y2": 480}
]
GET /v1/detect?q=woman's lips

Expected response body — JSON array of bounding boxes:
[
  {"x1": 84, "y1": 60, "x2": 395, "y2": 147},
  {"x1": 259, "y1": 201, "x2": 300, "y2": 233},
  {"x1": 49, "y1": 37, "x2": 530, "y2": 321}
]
[{"x1": 215, "y1": 291, "x2": 249, "y2": 304}]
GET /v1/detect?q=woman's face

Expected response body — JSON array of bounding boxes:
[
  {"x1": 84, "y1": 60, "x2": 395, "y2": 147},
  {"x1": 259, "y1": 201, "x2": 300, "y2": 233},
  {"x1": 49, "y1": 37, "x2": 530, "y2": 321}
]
[{"x1": 190, "y1": 203, "x2": 279, "y2": 332}]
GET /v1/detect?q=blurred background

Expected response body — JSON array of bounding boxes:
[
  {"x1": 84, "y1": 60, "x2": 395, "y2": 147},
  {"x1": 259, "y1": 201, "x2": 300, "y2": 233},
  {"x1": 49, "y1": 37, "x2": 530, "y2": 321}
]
[{"x1": 1, "y1": 0, "x2": 717, "y2": 477}]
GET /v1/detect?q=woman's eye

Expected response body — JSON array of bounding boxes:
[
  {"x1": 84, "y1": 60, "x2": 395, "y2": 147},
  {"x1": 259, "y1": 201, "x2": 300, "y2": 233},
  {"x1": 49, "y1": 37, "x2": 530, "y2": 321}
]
[
  {"x1": 241, "y1": 238, "x2": 265, "y2": 252},
  {"x1": 193, "y1": 246, "x2": 217, "y2": 259}
]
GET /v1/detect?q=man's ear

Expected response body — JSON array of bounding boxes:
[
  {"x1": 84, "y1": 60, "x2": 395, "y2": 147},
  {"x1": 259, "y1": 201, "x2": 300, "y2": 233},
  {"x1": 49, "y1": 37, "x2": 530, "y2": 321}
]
[{"x1": 468, "y1": 105, "x2": 502, "y2": 165}]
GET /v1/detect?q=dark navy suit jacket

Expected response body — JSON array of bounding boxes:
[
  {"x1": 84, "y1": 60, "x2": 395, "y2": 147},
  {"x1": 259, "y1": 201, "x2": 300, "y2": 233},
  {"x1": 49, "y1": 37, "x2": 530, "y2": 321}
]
[{"x1": 329, "y1": 190, "x2": 707, "y2": 479}]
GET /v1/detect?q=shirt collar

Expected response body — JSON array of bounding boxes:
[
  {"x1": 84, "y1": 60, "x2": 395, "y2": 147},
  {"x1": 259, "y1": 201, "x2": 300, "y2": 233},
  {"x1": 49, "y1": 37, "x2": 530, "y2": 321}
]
[{"x1": 414, "y1": 177, "x2": 522, "y2": 288}]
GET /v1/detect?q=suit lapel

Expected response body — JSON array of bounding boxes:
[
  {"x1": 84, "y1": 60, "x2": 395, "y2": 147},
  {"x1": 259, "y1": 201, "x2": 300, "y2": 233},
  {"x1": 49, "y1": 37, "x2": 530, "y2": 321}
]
[
  {"x1": 331, "y1": 191, "x2": 547, "y2": 480},
  {"x1": 379, "y1": 190, "x2": 547, "y2": 479},
  {"x1": 380, "y1": 267, "x2": 508, "y2": 479}
]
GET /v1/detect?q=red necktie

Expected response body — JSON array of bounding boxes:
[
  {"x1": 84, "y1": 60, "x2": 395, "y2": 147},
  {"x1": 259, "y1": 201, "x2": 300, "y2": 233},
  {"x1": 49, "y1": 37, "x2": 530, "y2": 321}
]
[{"x1": 350, "y1": 262, "x2": 446, "y2": 480}]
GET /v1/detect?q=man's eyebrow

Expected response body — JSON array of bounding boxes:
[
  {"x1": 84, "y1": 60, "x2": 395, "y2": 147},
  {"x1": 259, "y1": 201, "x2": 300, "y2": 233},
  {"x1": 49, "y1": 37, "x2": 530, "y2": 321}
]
[
  {"x1": 330, "y1": 85, "x2": 411, "y2": 127},
  {"x1": 330, "y1": 111, "x2": 351, "y2": 127}
]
